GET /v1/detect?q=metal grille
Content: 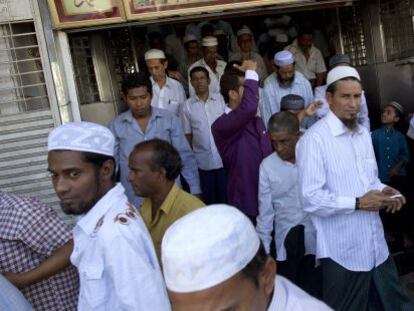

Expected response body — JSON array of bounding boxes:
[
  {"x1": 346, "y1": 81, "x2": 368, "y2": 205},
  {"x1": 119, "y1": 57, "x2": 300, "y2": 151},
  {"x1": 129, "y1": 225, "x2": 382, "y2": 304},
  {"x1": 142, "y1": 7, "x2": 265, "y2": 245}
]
[
  {"x1": 69, "y1": 35, "x2": 100, "y2": 105},
  {"x1": 380, "y1": 0, "x2": 414, "y2": 61},
  {"x1": 339, "y1": 2, "x2": 368, "y2": 66},
  {"x1": 0, "y1": 22, "x2": 50, "y2": 116}
]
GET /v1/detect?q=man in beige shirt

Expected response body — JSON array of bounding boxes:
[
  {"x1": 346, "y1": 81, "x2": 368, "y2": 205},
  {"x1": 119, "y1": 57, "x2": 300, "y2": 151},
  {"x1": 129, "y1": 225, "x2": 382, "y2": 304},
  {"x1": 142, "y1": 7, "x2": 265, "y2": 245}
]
[{"x1": 128, "y1": 138, "x2": 204, "y2": 259}]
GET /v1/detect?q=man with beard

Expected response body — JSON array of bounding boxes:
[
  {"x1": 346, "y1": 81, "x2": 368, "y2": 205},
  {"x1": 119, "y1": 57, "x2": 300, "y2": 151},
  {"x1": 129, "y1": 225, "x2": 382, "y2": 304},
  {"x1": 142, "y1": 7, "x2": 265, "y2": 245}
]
[
  {"x1": 260, "y1": 50, "x2": 313, "y2": 126},
  {"x1": 47, "y1": 122, "x2": 170, "y2": 310},
  {"x1": 297, "y1": 66, "x2": 412, "y2": 311},
  {"x1": 188, "y1": 36, "x2": 227, "y2": 97}
]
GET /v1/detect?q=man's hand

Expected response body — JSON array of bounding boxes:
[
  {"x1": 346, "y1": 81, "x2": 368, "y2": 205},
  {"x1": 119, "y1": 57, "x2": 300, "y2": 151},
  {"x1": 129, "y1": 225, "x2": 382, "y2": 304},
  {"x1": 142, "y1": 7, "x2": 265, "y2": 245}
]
[
  {"x1": 234, "y1": 60, "x2": 257, "y2": 73},
  {"x1": 382, "y1": 186, "x2": 405, "y2": 213},
  {"x1": 358, "y1": 190, "x2": 400, "y2": 212},
  {"x1": 305, "y1": 101, "x2": 323, "y2": 117},
  {"x1": 3, "y1": 272, "x2": 29, "y2": 289}
]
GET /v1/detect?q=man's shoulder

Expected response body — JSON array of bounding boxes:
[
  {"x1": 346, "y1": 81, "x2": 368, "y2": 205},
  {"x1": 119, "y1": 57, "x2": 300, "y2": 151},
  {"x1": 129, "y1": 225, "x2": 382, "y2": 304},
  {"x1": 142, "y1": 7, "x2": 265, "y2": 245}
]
[
  {"x1": 294, "y1": 71, "x2": 311, "y2": 86},
  {"x1": 0, "y1": 192, "x2": 52, "y2": 217},
  {"x1": 110, "y1": 110, "x2": 130, "y2": 127},
  {"x1": 174, "y1": 190, "x2": 205, "y2": 214}
]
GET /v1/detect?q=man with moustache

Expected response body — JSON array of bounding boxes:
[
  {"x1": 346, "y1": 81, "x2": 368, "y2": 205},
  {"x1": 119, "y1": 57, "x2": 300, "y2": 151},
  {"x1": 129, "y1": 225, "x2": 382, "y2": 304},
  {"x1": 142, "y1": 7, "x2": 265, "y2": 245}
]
[
  {"x1": 47, "y1": 122, "x2": 170, "y2": 310},
  {"x1": 297, "y1": 66, "x2": 412, "y2": 311},
  {"x1": 260, "y1": 50, "x2": 313, "y2": 126}
]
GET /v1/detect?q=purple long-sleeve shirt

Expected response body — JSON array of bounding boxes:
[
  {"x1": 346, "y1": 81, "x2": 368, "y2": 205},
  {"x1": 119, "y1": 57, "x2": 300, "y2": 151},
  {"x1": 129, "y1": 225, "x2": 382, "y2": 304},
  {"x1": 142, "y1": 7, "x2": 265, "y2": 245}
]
[{"x1": 212, "y1": 70, "x2": 272, "y2": 217}]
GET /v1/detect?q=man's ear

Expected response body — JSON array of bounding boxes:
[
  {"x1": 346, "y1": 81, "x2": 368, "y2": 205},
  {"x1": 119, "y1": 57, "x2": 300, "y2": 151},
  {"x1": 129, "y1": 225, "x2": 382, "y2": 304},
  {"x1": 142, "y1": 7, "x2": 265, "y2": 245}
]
[
  {"x1": 100, "y1": 159, "x2": 115, "y2": 181},
  {"x1": 163, "y1": 60, "x2": 169, "y2": 70},
  {"x1": 326, "y1": 92, "x2": 333, "y2": 107},
  {"x1": 229, "y1": 89, "x2": 238, "y2": 101},
  {"x1": 259, "y1": 256, "x2": 276, "y2": 297}
]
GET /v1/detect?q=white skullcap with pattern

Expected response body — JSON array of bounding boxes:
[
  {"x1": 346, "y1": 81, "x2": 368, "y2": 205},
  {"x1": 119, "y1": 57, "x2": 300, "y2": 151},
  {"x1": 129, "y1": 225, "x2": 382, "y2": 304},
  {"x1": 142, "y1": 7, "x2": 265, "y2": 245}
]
[{"x1": 48, "y1": 121, "x2": 115, "y2": 157}]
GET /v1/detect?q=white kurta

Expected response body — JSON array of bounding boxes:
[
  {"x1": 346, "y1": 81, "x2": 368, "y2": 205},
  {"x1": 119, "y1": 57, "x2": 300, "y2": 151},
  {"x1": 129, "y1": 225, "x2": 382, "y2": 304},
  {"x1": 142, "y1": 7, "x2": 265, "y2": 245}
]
[
  {"x1": 256, "y1": 152, "x2": 316, "y2": 261},
  {"x1": 71, "y1": 183, "x2": 171, "y2": 310},
  {"x1": 151, "y1": 76, "x2": 186, "y2": 116},
  {"x1": 268, "y1": 275, "x2": 332, "y2": 310},
  {"x1": 314, "y1": 84, "x2": 370, "y2": 130},
  {"x1": 297, "y1": 111, "x2": 389, "y2": 272}
]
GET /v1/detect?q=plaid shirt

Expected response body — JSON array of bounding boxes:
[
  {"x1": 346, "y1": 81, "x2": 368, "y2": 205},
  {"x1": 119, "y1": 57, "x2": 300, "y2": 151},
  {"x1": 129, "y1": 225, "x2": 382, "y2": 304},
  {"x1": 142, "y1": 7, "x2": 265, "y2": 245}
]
[{"x1": 0, "y1": 191, "x2": 79, "y2": 310}]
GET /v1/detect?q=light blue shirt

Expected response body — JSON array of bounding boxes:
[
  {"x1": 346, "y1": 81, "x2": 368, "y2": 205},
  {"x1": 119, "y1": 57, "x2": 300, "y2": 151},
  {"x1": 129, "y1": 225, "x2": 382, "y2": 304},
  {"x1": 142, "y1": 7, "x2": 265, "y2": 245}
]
[
  {"x1": 180, "y1": 93, "x2": 226, "y2": 170},
  {"x1": 109, "y1": 107, "x2": 201, "y2": 206},
  {"x1": 0, "y1": 275, "x2": 33, "y2": 311},
  {"x1": 260, "y1": 71, "x2": 313, "y2": 126}
]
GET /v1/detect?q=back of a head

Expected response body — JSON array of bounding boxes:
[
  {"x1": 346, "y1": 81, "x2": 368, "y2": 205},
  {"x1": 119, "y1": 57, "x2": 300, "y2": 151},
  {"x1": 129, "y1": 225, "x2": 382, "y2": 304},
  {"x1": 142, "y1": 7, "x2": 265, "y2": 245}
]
[
  {"x1": 268, "y1": 111, "x2": 299, "y2": 134},
  {"x1": 161, "y1": 204, "x2": 261, "y2": 293},
  {"x1": 133, "y1": 138, "x2": 182, "y2": 181},
  {"x1": 220, "y1": 68, "x2": 244, "y2": 103},
  {"x1": 121, "y1": 72, "x2": 152, "y2": 96}
]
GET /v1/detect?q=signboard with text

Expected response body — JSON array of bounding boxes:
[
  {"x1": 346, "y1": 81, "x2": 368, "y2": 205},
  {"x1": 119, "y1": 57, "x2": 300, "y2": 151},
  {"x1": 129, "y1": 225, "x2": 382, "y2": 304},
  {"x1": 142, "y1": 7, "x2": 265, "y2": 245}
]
[
  {"x1": 48, "y1": 0, "x2": 125, "y2": 29},
  {"x1": 123, "y1": 0, "x2": 305, "y2": 20}
]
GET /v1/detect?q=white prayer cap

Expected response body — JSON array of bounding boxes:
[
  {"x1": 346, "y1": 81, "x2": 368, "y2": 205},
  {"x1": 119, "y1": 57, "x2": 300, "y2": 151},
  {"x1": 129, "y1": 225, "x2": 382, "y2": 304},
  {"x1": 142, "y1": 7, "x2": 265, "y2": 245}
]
[
  {"x1": 184, "y1": 34, "x2": 198, "y2": 44},
  {"x1": 407, "y1": 116, "x2": 414, "y2": 139},
  {"x1": 275, "y1": 33, "x2": 289, "y2": 43},
  {"x1": 236, "y1": 28, "x2": 252, "y2": 37},
  {"x1": 144, "y1": 48, "x2": 166, "y2": 60},
  {"x1": 274, "y1": 50, "x2": 294, "y2": 67},
  {"x1": 213, "y1": 29, "x2": 226, "y2": 36},
  {"x1": 326, "y1": 66, "x2": 360, "y2": 87},
  {"x1": 202, "y1": 36, "x2": 218, "y2": 47},
  {"x1": 48, "y1": 122, "x2": 115, "y2": 157},
  {"x1": 162, "y1": 204, "x2": 260, "y2": 293}
]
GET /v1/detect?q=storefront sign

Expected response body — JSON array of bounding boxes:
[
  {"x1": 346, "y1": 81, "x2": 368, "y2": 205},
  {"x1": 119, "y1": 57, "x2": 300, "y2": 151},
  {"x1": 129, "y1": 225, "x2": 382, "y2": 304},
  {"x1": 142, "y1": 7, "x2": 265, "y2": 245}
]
[
  {"x1": 123, "y1": 0, "x2": 306, "y2": 20},
  {"x1": 48, "y1": 0, "x2": 125, "y2": 29}
]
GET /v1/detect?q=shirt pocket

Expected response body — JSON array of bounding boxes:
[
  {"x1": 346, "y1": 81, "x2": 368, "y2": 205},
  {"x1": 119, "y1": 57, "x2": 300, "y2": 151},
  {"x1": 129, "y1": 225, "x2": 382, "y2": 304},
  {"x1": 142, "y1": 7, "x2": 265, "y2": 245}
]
[{"x1": 81, "y1": 264, "x2": 107, "y2": 308}]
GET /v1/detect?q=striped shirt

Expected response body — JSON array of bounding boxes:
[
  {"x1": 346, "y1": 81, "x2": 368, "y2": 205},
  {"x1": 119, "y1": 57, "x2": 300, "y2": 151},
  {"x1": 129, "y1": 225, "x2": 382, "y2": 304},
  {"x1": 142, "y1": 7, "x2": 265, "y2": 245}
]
[{"x1": 296, "y1": 111, "x2": 389, "y2": 271}]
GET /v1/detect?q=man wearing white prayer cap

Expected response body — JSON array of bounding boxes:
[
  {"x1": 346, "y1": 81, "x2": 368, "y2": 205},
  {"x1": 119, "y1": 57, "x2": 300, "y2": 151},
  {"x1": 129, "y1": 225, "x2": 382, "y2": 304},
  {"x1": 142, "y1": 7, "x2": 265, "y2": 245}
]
[
  {"x1": 144, "y1": 48, "x2": 186, "y2": 116},
  {"x1": 47, "y1": 121, "x2": 170, "y2": 310},
  {"x1": 260, "y1": 50, "x2": 313, "y2": 126},
  {"x1": 228, "y1": 27, "x2": 268, "y2": 83},
  {"x1": 314, "y1": 54, "x2": 370, "y2": 130},
  {"x1": 161, "y1": 204, "x2": 331, "y2": 310},
  {"x1": 179, "y1": 35, "x2": 201, "y2": 93},
  {"x1": 188, "y1": 36, "x2": 227, "y2": 97},
  {"x1": 297, "y1": 66, "x2": 412, "y2": 310}
]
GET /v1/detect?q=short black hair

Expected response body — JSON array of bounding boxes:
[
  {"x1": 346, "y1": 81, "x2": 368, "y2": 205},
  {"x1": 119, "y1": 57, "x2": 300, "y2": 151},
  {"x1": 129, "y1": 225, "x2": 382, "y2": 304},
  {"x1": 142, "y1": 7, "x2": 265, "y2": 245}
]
[
  {"x1": 326, "y1": 77, "x2": 362, "y2": 94},
  {"x1": 220, "y1": 68, "x2": 244, "y2": 103},
  {"x1": 83, "y1": 152, "x2": 116, "y2": 182},
  {"x1": 184, "y1": 40, "x2": 198, "y2": 49},
  {"x1": 190, "y1": 66, "x2": 209, "y2": 79},
  {"x1": 298, "y1": 27, "x2": 313, "y2": 37},
  {"x1": 241, "y1": 243, "x2": 268, "y2": 287},
  {"x1": 268, "y1": 111, "x2": 299, "y2": 134},
  {"x1": 224, "y1": 61, "x2": 242, "y2": 72},
  {"x1": 121, "y1": 72, "x2": 152, "y2": 96},
  {"x1": 133, "y1": 139, "x2": 182, "y2": 181}
]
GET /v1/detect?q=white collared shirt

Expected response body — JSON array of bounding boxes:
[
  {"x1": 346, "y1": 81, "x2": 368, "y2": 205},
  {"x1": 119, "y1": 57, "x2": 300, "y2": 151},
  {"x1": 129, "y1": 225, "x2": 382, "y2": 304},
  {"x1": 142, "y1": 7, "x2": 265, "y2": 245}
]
[
  {"x1": 260, "y1": 71, "x2": 313, "y2": 126},
  {"x1": 286, "y1": 41, "x2": 326, "y2": 80},
  {"x1": 151, "y1": 76, "x2": 186, "y2": 116},
  {"x1": 256, "y1": 153, "x2": 316, "y2": 261},
  {"x1": 296, "y1": 111, "x2": 389, "y2": 272},
  {"x1": 188, "y1": 58, "x2": 227, "y2": 97},
  {"x1": 71, "y1": 183, "x2": 170, "y2": 310},
  {"x1": 180, "y1": 92, "x2": 226, "y2": 170},
  {"x1": 314, "y1": 84, "x2": 370, "y2": 130},
  {"x1": 268, "y1": 276, "x2": 332, "y2": 310}
]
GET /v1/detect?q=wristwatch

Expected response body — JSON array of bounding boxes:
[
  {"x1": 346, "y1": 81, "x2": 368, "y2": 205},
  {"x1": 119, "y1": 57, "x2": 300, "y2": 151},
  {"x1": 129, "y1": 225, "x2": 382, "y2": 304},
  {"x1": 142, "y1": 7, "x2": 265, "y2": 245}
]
[{"x1": 355, "y1": 197, "x2": 361, "y2": 210}]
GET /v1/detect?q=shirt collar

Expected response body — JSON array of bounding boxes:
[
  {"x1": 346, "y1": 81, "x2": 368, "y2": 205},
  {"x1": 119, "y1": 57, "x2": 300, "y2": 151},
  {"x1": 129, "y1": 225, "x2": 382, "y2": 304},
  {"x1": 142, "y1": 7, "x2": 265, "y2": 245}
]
[
  {"x1": 122, "y1": 107, "x2": 163, "y2": 124},
  {"x1": 326, "y1": 110, "x2": 363, "y2": 137},
  {"x1": 192, "y1": 93, "x2": 217, "y2": 104},
  {"x1": 268, "y1": 276, "x2": 287, "y2": 311},
  {"x1": 150, "y1": 76, "x2": 171, "y2": 89},
  {"x1": 224, "y1": 106, "x2": 232, "y2": 114},
  {"x1": 76, "y1": 183, "x2": 125, "y2": 235}
]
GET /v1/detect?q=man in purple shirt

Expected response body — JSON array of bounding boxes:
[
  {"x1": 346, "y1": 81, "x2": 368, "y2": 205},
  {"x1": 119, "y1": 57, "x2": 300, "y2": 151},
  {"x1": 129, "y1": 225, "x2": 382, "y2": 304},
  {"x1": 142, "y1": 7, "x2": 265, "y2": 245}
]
[{"x1": 212, "y1": 60, "x2": 272, "y2": 222}]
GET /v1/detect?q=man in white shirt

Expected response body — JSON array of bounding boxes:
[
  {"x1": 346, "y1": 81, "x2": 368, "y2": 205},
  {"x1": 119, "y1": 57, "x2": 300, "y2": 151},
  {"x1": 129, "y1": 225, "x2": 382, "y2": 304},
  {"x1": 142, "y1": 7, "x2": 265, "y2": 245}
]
[
  {"x1": 260, "y1": 50, "x2": 313, "y2": 126},
  {"x1": 229, "y1": 28, "x2": 268, "y2": 83},
  {"x1": 188, "y1": 36, "x2": 227, "y2": 97},
  {"x1": 145, "y1": 49, "x2": 186, "y2": 116},
  {"x1": 314, "y1": 54, "x2": 370, "y2": 130},
  {"x1": 47, "y1": 122, "x2": 170, "y2": 311},
  {"x1": 181, "y1": 66, "x2": 227, "y2": 204},
  {"x1": 162, "y1": 205, "x2": 331, "y2": 311},
  {"x1": 286, "y1": 28, "x2": 326, "y2": 87},
  {"x1": 297, "y1": 66, "x2": 412, "y2": 311},
  {"x1": 257, "y1": 111, "x2": 319, "y2": 297}
]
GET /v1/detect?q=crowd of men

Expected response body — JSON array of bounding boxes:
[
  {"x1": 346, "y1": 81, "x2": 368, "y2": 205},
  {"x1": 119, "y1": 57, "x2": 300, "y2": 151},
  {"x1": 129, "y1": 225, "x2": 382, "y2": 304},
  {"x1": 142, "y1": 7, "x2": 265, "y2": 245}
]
[{"x1": 1, "y1": 17, "x2": 414, "y2": 311}]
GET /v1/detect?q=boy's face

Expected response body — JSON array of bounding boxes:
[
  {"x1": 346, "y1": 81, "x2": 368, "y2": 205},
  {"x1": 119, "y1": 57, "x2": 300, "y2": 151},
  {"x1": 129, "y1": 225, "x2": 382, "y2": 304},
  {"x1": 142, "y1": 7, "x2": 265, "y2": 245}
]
[{"x1": 381, "y1": 105, "x2": 399, "y2": 125}]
